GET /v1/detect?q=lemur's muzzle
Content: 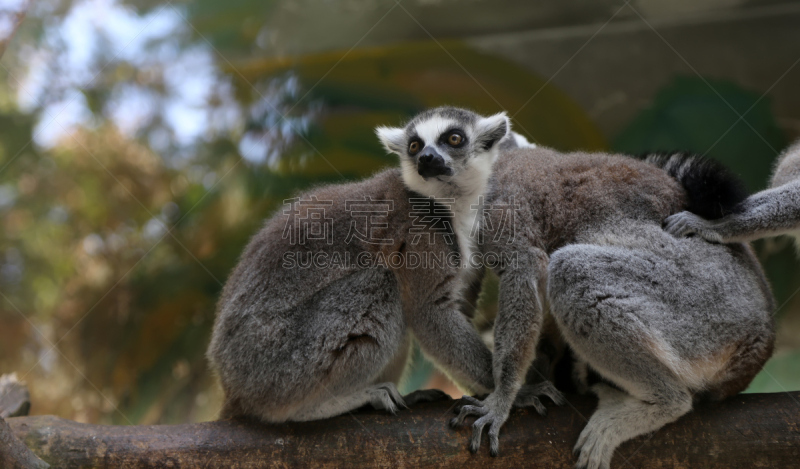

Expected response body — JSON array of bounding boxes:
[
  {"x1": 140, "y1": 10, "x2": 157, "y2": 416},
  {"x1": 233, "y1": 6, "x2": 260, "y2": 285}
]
[{"x1": 417, "y1": 147, "x2": 453, "y2": 178}]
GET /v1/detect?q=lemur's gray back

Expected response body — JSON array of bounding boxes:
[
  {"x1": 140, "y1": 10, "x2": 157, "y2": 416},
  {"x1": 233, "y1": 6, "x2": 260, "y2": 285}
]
[{"x1": 486, "y1": 147, "x2": 686, "y2": 249}]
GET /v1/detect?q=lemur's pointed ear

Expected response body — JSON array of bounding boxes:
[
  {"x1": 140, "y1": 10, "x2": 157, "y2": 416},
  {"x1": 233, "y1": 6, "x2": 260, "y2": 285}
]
[
  {"x1": 475, "y1": 112, "x2": 510, "y2": 151},
  {"x1": 375, "y1": 126, "x2": 406, "y2": 155}
]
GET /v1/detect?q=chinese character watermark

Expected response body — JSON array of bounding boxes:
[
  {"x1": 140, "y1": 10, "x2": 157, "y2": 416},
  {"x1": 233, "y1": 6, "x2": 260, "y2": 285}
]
[{"x1": 282, "y1": 196, "x2": 334, "y2": 245}]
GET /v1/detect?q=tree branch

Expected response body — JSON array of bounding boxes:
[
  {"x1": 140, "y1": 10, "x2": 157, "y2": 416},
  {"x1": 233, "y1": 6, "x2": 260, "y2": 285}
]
[
  {"x1": 0, "y1": 416, "x2": 49, "y2": 469},
  {"x1": 6, "y1": 392, "x2": 799, "y2": 468}
]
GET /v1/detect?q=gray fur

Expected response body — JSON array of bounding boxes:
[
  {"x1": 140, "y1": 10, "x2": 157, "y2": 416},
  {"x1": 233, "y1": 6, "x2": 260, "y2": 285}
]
[
  {"x1": 208, "y1": 107, "x2": 539, "y2": 424},
  {"x1": 664, "y1": 139, "x2": 800, "y2": 243},
  {"x1": 453, "y1": 147, "x2": 775, "y2": 468},
  {"x1": 207, "y1": 170, "x2": 496, "y2": 422}
]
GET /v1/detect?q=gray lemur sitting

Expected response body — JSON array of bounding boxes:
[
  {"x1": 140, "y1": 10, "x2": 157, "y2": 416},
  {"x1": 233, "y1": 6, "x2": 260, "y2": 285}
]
[
  {"x1": 665, "y1": 139, "x2": 800, "y2": 244},
  {"x1": 450, "y1": 146, "x2": 775, "y2": 469},
  {"x1": 208, "y1": 107, "x2": 555, "y2": 423}
]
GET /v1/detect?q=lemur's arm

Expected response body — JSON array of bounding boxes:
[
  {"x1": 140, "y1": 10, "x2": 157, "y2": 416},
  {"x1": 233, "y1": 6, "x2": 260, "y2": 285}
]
[
  {"x1": 451, "y1": 247, "x2": 551, "y2": 456},
  {"x1": 665, "y1": 180, "x2": 800, "y2": 243},
  {"x1": 407, "y1": 295, "x2": 495, "y2": 395}
]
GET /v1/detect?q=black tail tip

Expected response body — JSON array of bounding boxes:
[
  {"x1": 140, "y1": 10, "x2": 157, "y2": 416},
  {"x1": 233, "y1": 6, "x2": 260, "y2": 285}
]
[{"x1": 645, "y1": 153, "x2": 749, "y2": 220}]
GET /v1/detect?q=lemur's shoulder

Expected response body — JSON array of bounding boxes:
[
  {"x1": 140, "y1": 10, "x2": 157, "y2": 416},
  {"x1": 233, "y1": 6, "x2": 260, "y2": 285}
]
[{"x1": 772, "y1": 140, "x2": 800, "y2": 187}]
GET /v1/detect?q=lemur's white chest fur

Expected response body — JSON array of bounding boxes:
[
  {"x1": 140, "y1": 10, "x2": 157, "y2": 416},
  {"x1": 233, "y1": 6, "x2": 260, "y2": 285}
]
[
  {"x1": 401, "y1": 159, "x2": 489, "y2": 266},
  {"x1": 376, "y1": 108, "x2": 524, "y2": 288},
  {"x1": 398, "y1": 117, "x2": 496, "y2": 279}
]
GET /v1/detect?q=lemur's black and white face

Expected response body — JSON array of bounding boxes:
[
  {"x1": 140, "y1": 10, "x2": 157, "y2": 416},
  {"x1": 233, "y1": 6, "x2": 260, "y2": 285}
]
[{"x1": 376, "y1": 107, "x2": 510, "y2": 198}]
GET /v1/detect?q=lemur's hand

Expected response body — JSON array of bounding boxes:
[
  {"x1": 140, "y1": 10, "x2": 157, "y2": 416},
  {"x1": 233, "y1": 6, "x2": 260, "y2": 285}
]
[
  {"x1": 513, "y1": 381, "x2": 566, "y2": 415},
  {"x1": 664, "y1": 211, "x2": 723, "y2": 243},
  {"x1": 450, "y1": 393, "x2": 512, "y2": 457}
]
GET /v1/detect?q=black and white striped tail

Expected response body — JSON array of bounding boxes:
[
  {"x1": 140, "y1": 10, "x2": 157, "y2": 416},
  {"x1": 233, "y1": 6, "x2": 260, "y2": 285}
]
[{"x1": 646, "y1": 153, "x2": 749, "y2": 220}]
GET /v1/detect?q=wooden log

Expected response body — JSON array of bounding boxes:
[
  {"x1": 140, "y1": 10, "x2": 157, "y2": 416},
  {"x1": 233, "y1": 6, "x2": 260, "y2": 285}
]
[
  {"x1": 7, "y1": 392, "x2": 800, "y2": 468},
  {"x1": 1, "y1": 416, "x2": 49, "y2": 469},
  {"x1": 0, "y1": 374, "x2": 31, "y2": 419}
]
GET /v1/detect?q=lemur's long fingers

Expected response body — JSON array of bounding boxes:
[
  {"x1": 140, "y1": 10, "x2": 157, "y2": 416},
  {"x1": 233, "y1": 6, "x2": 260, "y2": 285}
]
[
  {"x1": 469, "y1": 414, "x2": 490, "y2": 453},
  {"x1": 459, "y1": 395, "x2": 482, "y2": 406},
  {"x1": 529, "y1": 396, "x2": 547, "y2": 416},
  {"x1": 542, "y1": 385, "x2": 566, "y2": 406},
  {"x1": 450, "y1": 404, "x2": 488, "y2": 428},
  {"x1": 488, "y1": 419, "x2": 502, "y2": 457},
  {"x1": 664, "y1": 213, "x2": 699, "y2": 238},
  {"x1": 453, "y1": 395, "x2": 482, "y2": 413},
  {"x1": 379, "y1": 383, "x2": 408, "y2": 409},
  {"x1": 574, "y1": 425, "x2": 591, "y2": 456},
  {"x1": 665, "y1": 221, "x2": 684, "y2": 237}
]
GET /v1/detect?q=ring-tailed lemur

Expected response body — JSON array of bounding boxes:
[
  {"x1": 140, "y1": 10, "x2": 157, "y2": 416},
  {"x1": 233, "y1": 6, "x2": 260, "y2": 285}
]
[
  {"x1": 450, "y1": 146, "x2": 774, "y2": 469},
  {"x1": 665, "y1": 139, "x2": 800, "y2": 244},
  {"x1": 207, "y1": 107, "x2": 556, "y2": 423}
]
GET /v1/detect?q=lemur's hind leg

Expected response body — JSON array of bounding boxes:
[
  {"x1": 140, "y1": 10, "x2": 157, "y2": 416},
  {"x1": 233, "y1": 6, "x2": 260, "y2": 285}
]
[
  {"x1": 548, "y1": 245, "x2": 693, "y2": 469},
  {"x1": 291, "y1": 382, "x2": 408, "y2": 421},
  {"x1": 573, "y1": 383, "x2": 690, "y2": 469},
  {"x1": 373, "y1": 334, "x2": 450, "y2": 406},
  {"x1": 218, "y1": 268, "x2": 410, "y2": 423}
]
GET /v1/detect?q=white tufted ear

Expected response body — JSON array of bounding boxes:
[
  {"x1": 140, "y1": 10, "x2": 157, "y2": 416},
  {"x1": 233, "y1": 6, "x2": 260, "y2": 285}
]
[
  {"x1": 375, "y1": 126, "x2": 407, "y2": 155},
  {"x1": 475, "y1": 112, "x2": 510, "y2": 151}
]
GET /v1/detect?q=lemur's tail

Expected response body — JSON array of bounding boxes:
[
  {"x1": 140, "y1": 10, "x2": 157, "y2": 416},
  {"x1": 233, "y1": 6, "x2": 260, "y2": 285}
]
[{"x1": 645, "y1": 153, "x2": 748, "y2": 219}]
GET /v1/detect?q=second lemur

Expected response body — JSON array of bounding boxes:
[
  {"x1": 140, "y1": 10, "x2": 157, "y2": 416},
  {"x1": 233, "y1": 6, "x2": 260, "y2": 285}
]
[
  {"x1": 665, "y1": 139, "x2": 800, "y2": 244},
  {"x1": 451, "y1": 145, "x2": 774, "y2": 469}
]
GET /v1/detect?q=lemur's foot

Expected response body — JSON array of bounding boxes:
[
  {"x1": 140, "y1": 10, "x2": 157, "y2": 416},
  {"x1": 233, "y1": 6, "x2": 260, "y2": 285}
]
[
  {"x1": 663, "y1": 211, "x2": 723, "y2": 243},
  {"x1": 574, "y1": 417, "x2": 614, "y2": 469},
  {"x1": 514, "y1": 381, "x2": 566, "y2": 416},
  {"x1": 449, "y1": 394, "x2": 511, "y2": 457},
  {"x1": 403, "y1": 388, "x2": 450, "y2": 406},
  {"x1": 367, "y1": 383, "x2": 407, "y2": 414}
]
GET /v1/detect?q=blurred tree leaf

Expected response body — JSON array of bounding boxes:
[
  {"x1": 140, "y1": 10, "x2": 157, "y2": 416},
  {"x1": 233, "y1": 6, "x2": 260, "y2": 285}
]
[{"x1": 613, "y1": 76, "x2": 786, "y2": 192}]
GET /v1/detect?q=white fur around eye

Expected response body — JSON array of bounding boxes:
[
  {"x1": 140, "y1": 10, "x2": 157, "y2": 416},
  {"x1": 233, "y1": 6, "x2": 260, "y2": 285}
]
[{"x1": 413, "y1": 117, "x2": 457, "y2": 146}]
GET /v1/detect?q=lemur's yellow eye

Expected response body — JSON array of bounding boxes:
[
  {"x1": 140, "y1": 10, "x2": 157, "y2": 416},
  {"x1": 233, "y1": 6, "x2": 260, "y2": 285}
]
[
  {"x1": 408, "y1": 141, "x2": 421, "y2": 154},
  {"x1": 448, "y1": 133, "x2": 463, "y2": 146}
]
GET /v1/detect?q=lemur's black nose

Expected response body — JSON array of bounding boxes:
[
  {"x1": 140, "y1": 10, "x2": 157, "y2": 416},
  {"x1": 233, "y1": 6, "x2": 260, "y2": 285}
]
[{"x1": 417, "y1": 147, "x2": 452, "y2": 178}]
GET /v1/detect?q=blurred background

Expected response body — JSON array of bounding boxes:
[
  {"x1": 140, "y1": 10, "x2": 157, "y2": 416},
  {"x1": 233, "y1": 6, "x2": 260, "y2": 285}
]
[{"x1": 1, "y1": 0, "x2": 799, "y2": 425}]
